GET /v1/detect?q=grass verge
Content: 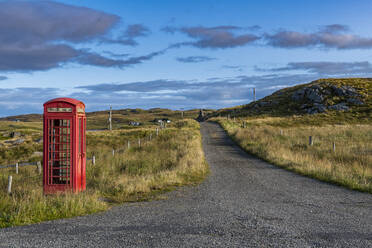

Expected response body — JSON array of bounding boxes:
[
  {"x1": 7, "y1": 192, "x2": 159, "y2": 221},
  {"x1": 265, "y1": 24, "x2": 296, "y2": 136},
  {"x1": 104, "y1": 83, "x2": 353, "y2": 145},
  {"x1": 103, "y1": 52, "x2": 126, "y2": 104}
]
[
  {"x1": 0, "y1": 119, "x2": 208, "y2": 227},
  {"x1": 214, "y1": 117, "x2": 371, "y2": 193}
]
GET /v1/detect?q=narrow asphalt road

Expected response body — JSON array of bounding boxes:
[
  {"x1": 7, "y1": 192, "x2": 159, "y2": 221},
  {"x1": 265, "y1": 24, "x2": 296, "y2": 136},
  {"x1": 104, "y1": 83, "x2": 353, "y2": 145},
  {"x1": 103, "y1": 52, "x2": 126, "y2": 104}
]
[{"x1": 1, "y1": 122, "x2": 371, "y2": 247}]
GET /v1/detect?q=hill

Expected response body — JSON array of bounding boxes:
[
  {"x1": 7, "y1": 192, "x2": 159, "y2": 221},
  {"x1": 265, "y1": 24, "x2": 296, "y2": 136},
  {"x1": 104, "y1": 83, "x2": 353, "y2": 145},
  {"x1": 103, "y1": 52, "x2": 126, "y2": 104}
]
[
  {"x1": 0, "y1": 108, "x2": 214, "y2": 130},
  {"x1": 207, "y1": 78, "x2": 372, "y2": 124}
]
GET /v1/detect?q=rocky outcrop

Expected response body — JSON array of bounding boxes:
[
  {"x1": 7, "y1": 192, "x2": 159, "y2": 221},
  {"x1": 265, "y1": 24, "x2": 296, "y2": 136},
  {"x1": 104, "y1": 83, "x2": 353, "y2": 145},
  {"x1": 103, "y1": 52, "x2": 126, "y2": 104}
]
[
  {"x1": 331, "y1": 85, "x2": 360, "y2": 97},
  {"x1": 291, "y1": 84, "x2": 364, "y2": 114},
  {"x1": 302, "y1": 103, "x2": 327, "y2": 114},
  {"x1": 292, "y1": 85, "x2": 324, "y2": 103}
]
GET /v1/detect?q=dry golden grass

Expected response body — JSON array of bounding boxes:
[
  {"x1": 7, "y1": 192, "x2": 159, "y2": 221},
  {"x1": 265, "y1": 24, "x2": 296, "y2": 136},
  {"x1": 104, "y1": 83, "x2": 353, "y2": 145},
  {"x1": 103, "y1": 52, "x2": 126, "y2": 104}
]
[
  {"x1": 0, "y1": 119, "x2": 208, "y2": 227},
  {"x1": 216, "y1": 118, "x2": 372, "y2": 193}
]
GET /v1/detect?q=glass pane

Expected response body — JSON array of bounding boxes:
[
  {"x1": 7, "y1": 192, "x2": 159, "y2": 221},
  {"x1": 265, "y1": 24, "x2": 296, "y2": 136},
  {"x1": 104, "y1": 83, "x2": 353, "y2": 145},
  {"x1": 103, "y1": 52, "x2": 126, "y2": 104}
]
[{"x1": 48, "y1": 119, "x2": 71, "y2": 185}]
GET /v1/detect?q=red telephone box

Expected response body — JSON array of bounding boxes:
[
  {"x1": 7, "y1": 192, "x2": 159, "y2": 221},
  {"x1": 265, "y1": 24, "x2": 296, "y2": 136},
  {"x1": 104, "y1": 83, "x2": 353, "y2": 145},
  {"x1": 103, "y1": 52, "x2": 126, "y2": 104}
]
[{"x1": 43, "y1": 98, "x2": 86, "y2": 194}]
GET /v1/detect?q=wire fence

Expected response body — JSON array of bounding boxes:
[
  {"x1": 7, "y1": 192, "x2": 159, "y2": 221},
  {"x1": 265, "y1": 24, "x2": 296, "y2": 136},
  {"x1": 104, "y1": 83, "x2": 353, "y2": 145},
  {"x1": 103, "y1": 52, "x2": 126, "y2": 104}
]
[{"x1": 2, "y1": 126, "x2": 163, "y2": 194}]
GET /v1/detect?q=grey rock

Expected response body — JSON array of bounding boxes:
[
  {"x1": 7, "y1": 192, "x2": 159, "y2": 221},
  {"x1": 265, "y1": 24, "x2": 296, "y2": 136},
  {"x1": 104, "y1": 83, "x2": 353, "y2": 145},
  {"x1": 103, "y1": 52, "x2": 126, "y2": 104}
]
[
  {"x1": 328, "y1": 102, "x2": 349, "y2": 111},
  {"x1": 2, "y1": 132, "x2": 10, "y2": 138},
  {"x1": 306, "y1": 89, "x2": 324, "y2": 103},
  {"x1": 13, "y1": 138, "x2": 25, "y2": 144},
  {"x1": 331, "y1": 85, "x2": 360, "y2": 97},
  {"x1": 313, "y1": 103, "x2": 327, "y2": 112},
  {"x1": 306, "y1": 103, "x2": 327, "y2": 114},
  {"x1": 347, "y1": 98, "x2": 364, "y2": 105},
  {"x1": 307, "y1": 108, "x2": 318, "y2": 114},
  {"x1": 292, "y1": 86, "x2": 324, "y2": 103},
  {"x1": 258, "y1": 101, "x2": 270, "y2": 107},
  {"x1": 5, "y1": 138, "x2": 25, "y2": 145},
  {"x1": 10, "y1": 131, "x2": 21, "y2": 138},
  {"x1": 292, "y1": 88, "x2": 306, "y2": 101},
  {"x1": 32, "y1": 151, "x2": 43, "y2": 157},
  {"x1": 310, "y1": 85, "x2": 322, "y2": 91}
]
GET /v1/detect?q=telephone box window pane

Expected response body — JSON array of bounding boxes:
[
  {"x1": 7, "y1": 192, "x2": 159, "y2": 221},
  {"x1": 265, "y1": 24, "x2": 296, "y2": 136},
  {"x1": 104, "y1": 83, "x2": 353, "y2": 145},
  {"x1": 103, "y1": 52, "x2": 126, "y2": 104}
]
[{"x1": 48, "y1": 118, "x2": 71, "y2": 185}]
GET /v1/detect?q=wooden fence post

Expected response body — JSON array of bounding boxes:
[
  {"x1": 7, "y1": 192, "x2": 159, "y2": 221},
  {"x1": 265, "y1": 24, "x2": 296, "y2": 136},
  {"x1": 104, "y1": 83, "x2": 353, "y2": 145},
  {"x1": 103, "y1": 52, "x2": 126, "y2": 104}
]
[
  {"x1": 109, "y1": 106, "x2": 112, "y2": 131},
  {"x1": 156, "y1": 128, "x2": 159, "y2": 136},
  {"x1": 37, "y1": 161, "x2": 42, "y2": 175},
  {"x1": 333, "y1": 142, "x2": 336, "y2": 152},
  {"x1": 280, "y1": 129, "x2": 283, "y2": 135},
  {"x1": 15, "y1": 162, "x2": 19, "y2": 174},
  {"x1": 309, "y1": 136, "x2": 313, "y2": 146},
  {"x1": 112, "y1": 149, "x2": 115, "y2": 156},
  {"x1": 150, "y1": 134, "x2": 152, "y2": 141},
  {"x1": 7, "y1": 175, "x2": 12, "y2": 194},
  {"x1": 92, "y1": 155, "x2": 96, "y2": 165},
  {"x1": 128, "y1": 140, "x2": 130, "y2": 149},
  {"x1": 138, "y1": 138, "x2": 141, "y2": 147}
]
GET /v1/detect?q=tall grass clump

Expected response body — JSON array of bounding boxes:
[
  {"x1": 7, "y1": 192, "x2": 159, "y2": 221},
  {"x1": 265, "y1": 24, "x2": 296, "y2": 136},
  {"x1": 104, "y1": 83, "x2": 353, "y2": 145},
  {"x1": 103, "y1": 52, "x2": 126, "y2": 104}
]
[{"x1": 216, "y1": 118, "x2": 372, "y2": 193}]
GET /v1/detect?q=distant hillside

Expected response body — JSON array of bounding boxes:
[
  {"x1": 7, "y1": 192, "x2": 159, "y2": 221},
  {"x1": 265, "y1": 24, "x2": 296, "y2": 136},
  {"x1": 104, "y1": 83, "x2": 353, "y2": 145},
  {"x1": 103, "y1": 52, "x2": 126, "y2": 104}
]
[
  {"x1": 207, "y1": 78, "x2": 372, "y2": 123},
  {"x1": 0, "y1": 108, "x2": 214, "y2": 130}
]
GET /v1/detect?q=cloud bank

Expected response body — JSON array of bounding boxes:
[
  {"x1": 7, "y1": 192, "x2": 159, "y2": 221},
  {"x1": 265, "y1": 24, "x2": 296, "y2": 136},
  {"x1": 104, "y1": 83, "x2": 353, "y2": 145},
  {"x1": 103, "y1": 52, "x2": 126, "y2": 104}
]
[
  {"x1": 260, "y1": 61, "x2": 372, "y2": 75},
  {"x1": 264, "y1": 24, "x2": 372, "y2": 49},
  {"x1": 163, "y1": 25, "x2": 260, "y2": 49},
  {"x1": 0, "y1": 1, "x2": 161, "y2": 72},
  {"x1": 176, "y1": 56, "x2": 216, "y2": 63}
]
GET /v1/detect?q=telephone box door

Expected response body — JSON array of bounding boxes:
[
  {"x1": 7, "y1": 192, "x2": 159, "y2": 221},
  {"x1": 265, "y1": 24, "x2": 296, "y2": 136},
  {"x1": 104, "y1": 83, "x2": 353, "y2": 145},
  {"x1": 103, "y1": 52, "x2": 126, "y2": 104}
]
[
  {"x1": 78, "y1": 117, "x2": 86, "y2": 190},
  {"x1": 47, "y1": 119, "x2": 72, "y2": 187}
]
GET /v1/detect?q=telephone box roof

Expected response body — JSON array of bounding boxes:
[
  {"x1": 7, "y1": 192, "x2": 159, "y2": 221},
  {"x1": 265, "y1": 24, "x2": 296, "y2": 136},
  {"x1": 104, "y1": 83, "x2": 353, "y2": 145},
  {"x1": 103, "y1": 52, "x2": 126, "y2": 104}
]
[{"x1": 44, "y1": 97, "x2": 85, "y2": 107}]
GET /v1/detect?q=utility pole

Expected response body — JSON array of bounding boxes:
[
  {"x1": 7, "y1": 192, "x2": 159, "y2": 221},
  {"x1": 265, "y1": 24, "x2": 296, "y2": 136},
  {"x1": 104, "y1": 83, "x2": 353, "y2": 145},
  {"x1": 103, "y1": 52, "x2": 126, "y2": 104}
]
[
  {"x1": 109, "y1": 106, "x2": 112, "y2": 131},
  {"x1": 253, "y1": 88, "x2": 256, "y2": 102},
  {"x1": 181, "y1": 108, "x2": 184, "y2": 119}
]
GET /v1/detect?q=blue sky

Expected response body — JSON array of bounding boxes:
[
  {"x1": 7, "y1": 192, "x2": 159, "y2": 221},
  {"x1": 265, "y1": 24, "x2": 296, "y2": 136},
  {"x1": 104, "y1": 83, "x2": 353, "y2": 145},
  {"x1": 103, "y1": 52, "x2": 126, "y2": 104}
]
[{"x1": 1, "y1": 0, "x2": 372, "y2": 116}]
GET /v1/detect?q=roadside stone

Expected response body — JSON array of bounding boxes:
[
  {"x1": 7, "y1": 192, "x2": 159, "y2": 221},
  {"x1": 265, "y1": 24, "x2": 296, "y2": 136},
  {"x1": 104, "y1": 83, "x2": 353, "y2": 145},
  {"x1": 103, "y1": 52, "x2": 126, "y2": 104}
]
[
  {"x1": 10, "y1": 132, "x2": 21, "y2": 138},
  {"x1": 4, "y1": 138, "x2": 25, "y2": 145},
  {"x1": 32, "y1": 151, "x2": 43, "y2": 157}
]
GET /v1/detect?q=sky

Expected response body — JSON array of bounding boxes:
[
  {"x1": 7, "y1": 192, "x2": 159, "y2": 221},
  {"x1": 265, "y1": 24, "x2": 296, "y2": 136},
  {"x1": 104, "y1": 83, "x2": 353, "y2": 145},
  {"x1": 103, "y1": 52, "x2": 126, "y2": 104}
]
[{"x1": 1, "y1": 0, "x2": 372, "y2": 116}]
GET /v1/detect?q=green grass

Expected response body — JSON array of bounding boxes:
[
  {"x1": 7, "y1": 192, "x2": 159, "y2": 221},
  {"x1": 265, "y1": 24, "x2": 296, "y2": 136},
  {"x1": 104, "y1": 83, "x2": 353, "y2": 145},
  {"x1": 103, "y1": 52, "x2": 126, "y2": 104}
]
[{"x1": 0, "y1": 119, "x2": 208, "y2": 227}]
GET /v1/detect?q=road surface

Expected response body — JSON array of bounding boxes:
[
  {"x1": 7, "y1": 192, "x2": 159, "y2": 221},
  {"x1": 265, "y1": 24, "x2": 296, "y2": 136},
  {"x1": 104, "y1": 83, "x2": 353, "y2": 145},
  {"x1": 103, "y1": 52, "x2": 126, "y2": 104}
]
[{"x1": 1, "y1": 122, "x2": 371, "y2": 247}]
